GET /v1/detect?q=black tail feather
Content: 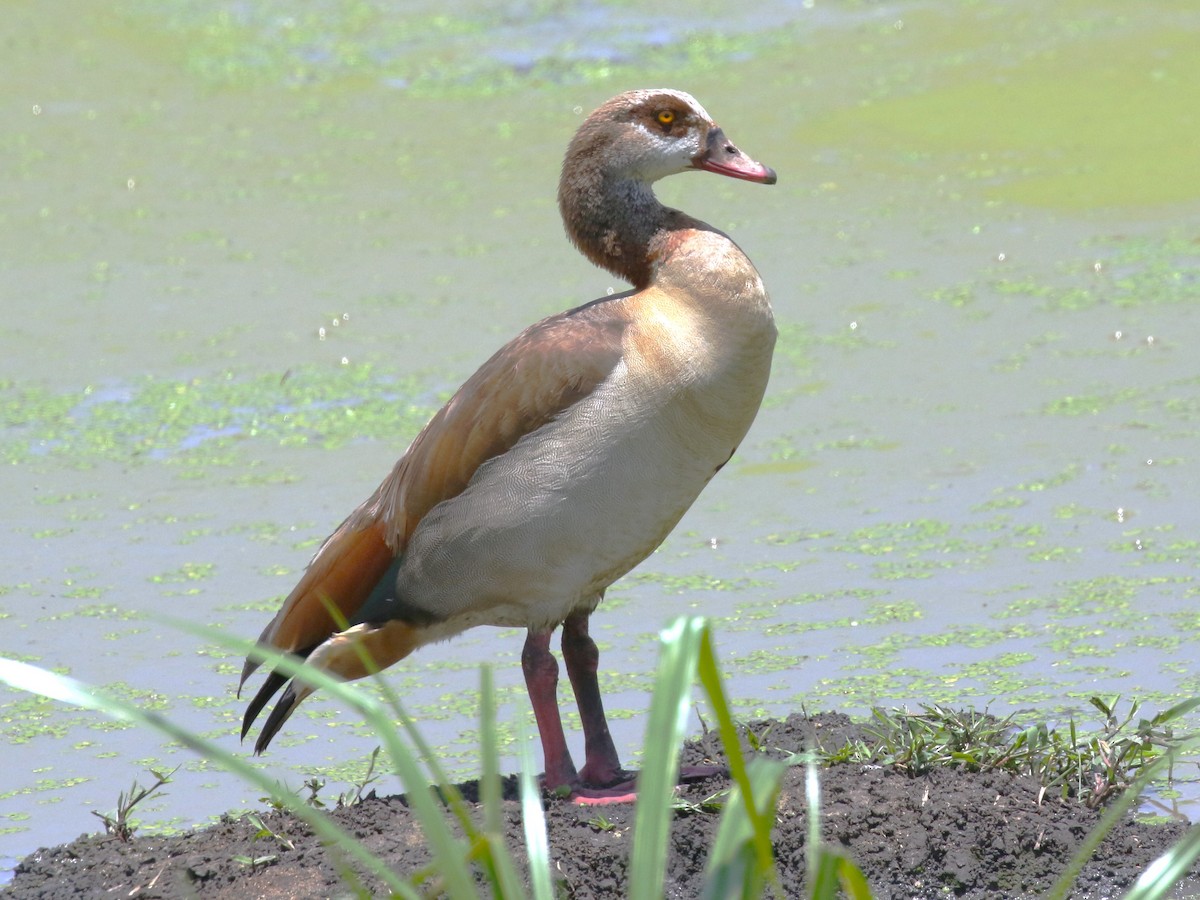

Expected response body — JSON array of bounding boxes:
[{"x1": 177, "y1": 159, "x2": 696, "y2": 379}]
[
  {"x1": 241, "y1": 670, "x2": 289, "y2": 744},
  {"x1": 254, "y1": 684, "x2": 300, "y2": 755},
  {"x1": 240, "y1": 642, "x2": 319, "y2": 751}
]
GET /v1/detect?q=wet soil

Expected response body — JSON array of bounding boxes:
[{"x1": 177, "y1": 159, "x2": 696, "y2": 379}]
[{"x1": 7, "y1": 714, "x2": 1197, "y2": 899}]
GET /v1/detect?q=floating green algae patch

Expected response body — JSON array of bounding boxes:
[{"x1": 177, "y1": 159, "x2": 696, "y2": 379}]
[
  {"x1": 119, "y1": 0, "x2": 798, "y2": 96},
  {"x1": 1, "y1": 365, "x2": 433, "y2": 468},
  {"x1": 803, "y1": 3, "x2": 1200, "y2": 209},
  {"x1": 928, "y1": 232, "x2": 1200, "y2": 316}
]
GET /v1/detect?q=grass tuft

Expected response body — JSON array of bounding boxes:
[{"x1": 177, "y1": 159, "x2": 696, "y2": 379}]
[{"x1": 828, "y1": 696, "x2": 1200, "y2": 808}]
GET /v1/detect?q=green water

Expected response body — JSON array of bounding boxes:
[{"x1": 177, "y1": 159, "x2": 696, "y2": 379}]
[{"x1": 2, "y1": 0, "x2": 1199, "y2": 875}]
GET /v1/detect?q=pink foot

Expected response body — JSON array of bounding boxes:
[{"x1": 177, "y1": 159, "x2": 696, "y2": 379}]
[
  {"x1": 549, "y1": 764, "x2": 728, "y2": 805},
  {"x1": 542, "y1": 769, "x2": 638, "y2": 805},
  {"x1": 569, "y1": 780, "x2": 640, "y2": 806}
]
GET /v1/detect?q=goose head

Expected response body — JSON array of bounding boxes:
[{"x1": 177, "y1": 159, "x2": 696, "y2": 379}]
[
  {"x1": 558, "y1": 89, "x2": 776, "y2": 285},
  {"x1": 562, "y1": 88, "x2": 777, "y2": 187}
]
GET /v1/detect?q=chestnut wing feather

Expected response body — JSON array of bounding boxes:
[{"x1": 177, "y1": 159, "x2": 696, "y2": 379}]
[{"x1": 241, "y1": 300, "x2": 629, "y2": 678}]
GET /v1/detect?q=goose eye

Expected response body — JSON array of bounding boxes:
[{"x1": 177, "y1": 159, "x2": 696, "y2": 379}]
[{"x1": 656, "y1": 110, "x2": 675, "y2": 125}]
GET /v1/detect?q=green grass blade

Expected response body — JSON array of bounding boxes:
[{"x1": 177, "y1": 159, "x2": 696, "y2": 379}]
[
  {"x1": 701, "y1": 755, "x2": 787, "y2": 900},
  {"x1": 476, "y1": 665, "x2": 526, "y2": 899},
  {"x1": 164, "y1": 616, "x2": 482, "y2": 898},
  {"x1": 1123, "y1": 824, "x2": 1200, "y2": 900},
  {"x1": 294, "y1": 605, "x2": 482, "y2": 840},
  {"x1": 809, "y1": 846, "x2": 845, "y2": 900},
  {"x1": 629, "y1": 616, "x2": 707, "y2": 900},
  {"x1": 518, "y1": 726, "x2": 555, "y2": 900},
  {"x1": 1149, "y1": 695, "x2": 1200, "y2": 726},
  {"x1": 1044, "y1": 744, "x2": 1189, "y2": 900},
  {"x1": 803, "y1": 759, "x2": 875, "y2": 899},
  {"x1": 0, "y1": 658, "x2": 418, "y2": 899},
  {"x1": 809, "y1": 847, "x2": 875, "y2": 900},
  {"x1": 480, "y1": 665, "x2": 503, "y2": 835},
  {"x1": 364, "y1": 711, "x2": 481, "y2": 898},
  {"x1": 832, "y1": 852, "x2": 875, "y2": 900},
  {"x1": 806, "y1": 758, "x2": 823, "y2": 896},
  {"x1": 366, "y1": 655, "x2": 478, "y2": 835},
  {"x1": 697, "y1": 626, "x2": 777, "y2": 883}
]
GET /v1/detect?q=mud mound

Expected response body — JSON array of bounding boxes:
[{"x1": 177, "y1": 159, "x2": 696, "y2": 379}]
[{"x1": 8, "y1": 714, "x2": 1196, "y2": 899}]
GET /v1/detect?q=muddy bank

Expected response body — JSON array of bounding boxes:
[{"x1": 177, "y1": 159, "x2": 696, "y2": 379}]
[{"x1": 7, "y1": 713, "x2": 1197, "y2": 899}]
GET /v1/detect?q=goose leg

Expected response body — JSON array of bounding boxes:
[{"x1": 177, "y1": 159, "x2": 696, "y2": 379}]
[
  {"x1": 561, "y1": 610, "x2": 724, "y2": 803},
  {"x1": 561, "y1": 609, "x2": 631, "y2": 788},
  {"x1": 522, "y1": 628, "x2": 579, "y2": 792}
]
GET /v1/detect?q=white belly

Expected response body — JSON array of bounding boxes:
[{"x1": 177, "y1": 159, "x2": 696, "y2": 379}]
[{"x1": 395, "y1": 349, "x2": 768, "y2": 630}]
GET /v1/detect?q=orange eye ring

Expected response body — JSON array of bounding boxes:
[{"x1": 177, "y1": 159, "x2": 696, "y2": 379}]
[{"x1": 656, "y1": 110, "x2": 675, "y2": 125}]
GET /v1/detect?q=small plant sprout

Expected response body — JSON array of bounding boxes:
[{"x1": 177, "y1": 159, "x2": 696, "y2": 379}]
[
  {"x1": 301, "y1": 776, "x2": 327, "y2": 808},
  {"x1": 741, "y1": 719, "x2": 776, "y2": 753},
  {"x1": 233, "y1": 852, "x2": 278, "y2": 870},
  {"x1": 247, "y1": 813, "x2": 295, "y2": 851},
  {"x1": 587, "y1": 814, "x2": 616, "y2": 833},
  {"x1": 91, "y1": 766, "x2": 180, "y2": 842},
  {"x1": 337, "y1": 746, "x2": 383, "y2": 808},
  {"x1": 670, "y1": 788, "x2": 729, "y2": 815}
]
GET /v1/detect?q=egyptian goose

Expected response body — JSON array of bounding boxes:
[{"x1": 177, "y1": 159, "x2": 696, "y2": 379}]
[{"x1": 240, "y1": 88, "x2": 777, "y2": 801}]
